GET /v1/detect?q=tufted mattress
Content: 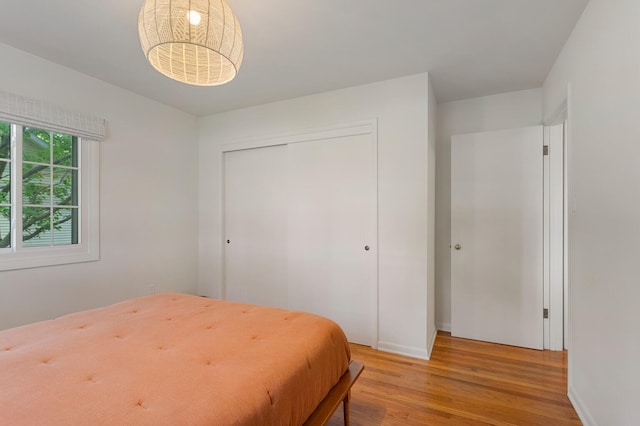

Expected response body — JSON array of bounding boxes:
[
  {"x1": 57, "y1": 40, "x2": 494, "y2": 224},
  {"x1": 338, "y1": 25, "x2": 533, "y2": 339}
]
[{"x1": 0, "y1": 293, "x2": 352, "y2": 425}]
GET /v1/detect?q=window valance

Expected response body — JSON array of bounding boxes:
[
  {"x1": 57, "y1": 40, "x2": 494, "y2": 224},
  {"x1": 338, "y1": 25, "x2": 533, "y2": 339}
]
[{"x1": 0, "y1": 90, "x2": 105, "y2": 141}]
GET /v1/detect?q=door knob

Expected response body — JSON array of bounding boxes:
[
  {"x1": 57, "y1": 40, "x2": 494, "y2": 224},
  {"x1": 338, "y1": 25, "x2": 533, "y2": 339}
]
[
  {"x1": 454, "y1": 244, "x2": 461, "y2": 250},
  {"x1": 364, "y1": 245, "x2": 370, "y2": 251}
]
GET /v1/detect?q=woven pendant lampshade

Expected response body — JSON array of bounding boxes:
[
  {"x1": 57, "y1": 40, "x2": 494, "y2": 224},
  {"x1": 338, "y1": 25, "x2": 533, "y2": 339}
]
[{"x1": 138, "y1": 0, "x2": 243, "y2": 86}]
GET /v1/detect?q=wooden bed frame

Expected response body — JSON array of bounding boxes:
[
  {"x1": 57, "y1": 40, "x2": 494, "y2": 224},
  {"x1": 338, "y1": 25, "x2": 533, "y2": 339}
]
[{"x1": 305, "y1": 360, "x2": 364, "y2": 426}]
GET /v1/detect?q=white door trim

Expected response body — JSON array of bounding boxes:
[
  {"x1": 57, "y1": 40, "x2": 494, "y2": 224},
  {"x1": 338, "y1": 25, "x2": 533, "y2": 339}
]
[
  {"x1": 544, "y1": 124, "x2": 565, "y2": 351},
  {"x1": 544, "y1": 97, "x2": 569, "y2": 351},
  {"x1": 221, "y1": 120, "x2": 377, "y2": 153}
]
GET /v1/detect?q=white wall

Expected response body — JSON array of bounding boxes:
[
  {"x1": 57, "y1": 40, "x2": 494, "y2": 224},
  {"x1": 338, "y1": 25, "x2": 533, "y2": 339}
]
[
  {"x1": 0, "y1": 43, "x2": 200, "y2": 330},
  {"x1": 543, "y1": 0, "x2": 640, "y2": 424},
  {"x1": 199, "y1": 73, "x2": 435, "y2": 358},
  {"x1": 435, "y1": 89, "x2": 543, "y2": 331}
]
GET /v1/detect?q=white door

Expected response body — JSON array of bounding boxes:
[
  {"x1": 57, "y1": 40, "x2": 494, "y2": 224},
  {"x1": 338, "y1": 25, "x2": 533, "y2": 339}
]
[
  {"x1": 451, "y1": 126, "x2": 544, "y2": 350},
  {"x1": 287, "y1": 134, "x2": 377, "y2": 346},
  {"x1": 223, "y1": 145, "x2": 288, "y2": 308},
  {"x1": 223, "y1": 130, "x2": 377, "y2": 347}
]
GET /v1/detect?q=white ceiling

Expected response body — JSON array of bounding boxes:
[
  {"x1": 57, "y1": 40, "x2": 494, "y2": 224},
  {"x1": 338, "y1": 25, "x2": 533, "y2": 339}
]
[{"x1": 0, "y1": 0, "x2": 588, "y2": 117}]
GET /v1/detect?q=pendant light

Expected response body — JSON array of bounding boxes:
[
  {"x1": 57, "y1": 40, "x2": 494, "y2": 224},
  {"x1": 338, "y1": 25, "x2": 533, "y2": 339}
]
[{"x1": 138, "y1": 0, "x2": 243, "y2": 86}]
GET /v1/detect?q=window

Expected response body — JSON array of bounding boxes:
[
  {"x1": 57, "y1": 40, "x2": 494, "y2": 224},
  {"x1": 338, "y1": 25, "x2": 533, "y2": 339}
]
[
  {"x1": 0, "y1": 90, "x2": 104, "y2": 271},
  {"x1": 0, "y1": 121, "x2": 99, "y2": 271}
]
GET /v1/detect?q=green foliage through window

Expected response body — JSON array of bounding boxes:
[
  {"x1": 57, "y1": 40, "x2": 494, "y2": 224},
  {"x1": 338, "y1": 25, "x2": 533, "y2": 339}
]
[
  {"x1": 0, "y1": 122, "x2": 79, "y2": 249},
  {"x1": 0, "y1": 121, "x2": 11, "y2": 247}
]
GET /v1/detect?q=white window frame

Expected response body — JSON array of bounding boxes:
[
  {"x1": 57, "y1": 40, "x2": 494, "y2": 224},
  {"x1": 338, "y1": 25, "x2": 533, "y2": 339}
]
[{"x1": 0, "y1": 124, "x2": 99, "y2": 271}]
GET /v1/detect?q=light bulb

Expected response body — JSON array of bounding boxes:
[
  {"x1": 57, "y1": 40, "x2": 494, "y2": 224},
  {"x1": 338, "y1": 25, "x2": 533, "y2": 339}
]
[{"x1": 188, "y1": 10, "x2": 201, "y2": 26}]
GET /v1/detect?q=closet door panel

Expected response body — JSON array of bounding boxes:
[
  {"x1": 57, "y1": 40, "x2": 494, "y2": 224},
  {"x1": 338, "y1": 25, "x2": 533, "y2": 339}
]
[
  {"x1": 287, "y1": 134, "x2": 376, "y2": 345},
  {"x1": 223, "y1": 145, "x2": 288, "y2": 308}
]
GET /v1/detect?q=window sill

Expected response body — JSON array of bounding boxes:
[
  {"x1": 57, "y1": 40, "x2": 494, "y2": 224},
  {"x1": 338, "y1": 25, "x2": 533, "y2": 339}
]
[{"x1": 0, "y1": 245, "x2": 99, "y2": 271}]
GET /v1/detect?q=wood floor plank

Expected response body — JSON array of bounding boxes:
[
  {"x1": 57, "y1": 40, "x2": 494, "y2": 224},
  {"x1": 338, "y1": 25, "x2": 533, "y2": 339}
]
[{"x1": 327, "y1": 331, "x2": 581, "y2": 425}]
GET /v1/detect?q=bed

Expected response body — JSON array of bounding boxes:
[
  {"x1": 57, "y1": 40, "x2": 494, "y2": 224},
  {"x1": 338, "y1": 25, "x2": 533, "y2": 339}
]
[{"x1": 0, "y1": 293, "x2": 363, "y2": 425}]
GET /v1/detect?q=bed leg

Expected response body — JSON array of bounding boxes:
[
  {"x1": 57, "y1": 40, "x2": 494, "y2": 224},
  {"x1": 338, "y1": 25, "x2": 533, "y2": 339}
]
[{"x1": 342, "y1": 390, "x2": 351, "y2": 426}]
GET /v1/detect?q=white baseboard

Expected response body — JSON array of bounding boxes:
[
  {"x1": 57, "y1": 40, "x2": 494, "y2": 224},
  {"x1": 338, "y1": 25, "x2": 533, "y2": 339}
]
[
  {"x1": 378, "y1": 341, "x2": 430, "y2": 360},
  {"x1": 568, "y1": 387, "x2": 596, "y2": 426},
  {"x1": 437, "y1": 321, "x2": 451, "y2": 332},
  {"x1": 427, "y1": 326, "x2": 438, "y2": 359}
]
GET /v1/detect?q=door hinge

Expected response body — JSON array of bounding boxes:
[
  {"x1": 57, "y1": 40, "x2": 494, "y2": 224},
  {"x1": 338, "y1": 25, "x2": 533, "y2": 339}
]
[
  {"x1": 543, "y1": 308, "x2": 549, "y2": 319},
  {"x1": 543, "y1": 145, "x2": 549, "y2": 156}
]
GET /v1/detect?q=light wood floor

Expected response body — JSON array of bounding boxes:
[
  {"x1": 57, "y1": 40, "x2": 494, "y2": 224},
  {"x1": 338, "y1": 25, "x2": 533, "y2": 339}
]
[{"x1": 327, "y1": 332, "x2": 581, "y2": 425}]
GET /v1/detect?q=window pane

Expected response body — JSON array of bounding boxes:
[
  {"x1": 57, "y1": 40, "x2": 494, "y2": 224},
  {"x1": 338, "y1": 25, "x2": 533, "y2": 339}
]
[
  {"x1": 0, "y1": 206, "x2": 10, "y2": 248},
  {"x1": 23, "y1": 206, "x2": 51, "y2": 247},
  {"x1": 0, "y1": 121, "x2": 10, "y2": 160},
  {"x1": 53, "y1": 134, "x2": 77, "y2": 167},
  {"x1": 23, "y1": 127, "x2": 51, "y2": 164},
  {"x1": 53, "y1": 208, "x2": 78, "y2": 246},
  {"x1": 53, "y1": 168, "x2": 77, "y2": 206},
  {"x1": 0, "y1": 161, "x2": 9, "y2": 205},
  {"x1": 23, "y1": 164, "x2": 52, "y2": 206}
]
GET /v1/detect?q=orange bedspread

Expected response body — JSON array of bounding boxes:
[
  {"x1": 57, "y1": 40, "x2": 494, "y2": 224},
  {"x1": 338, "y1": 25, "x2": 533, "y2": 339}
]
[{"x1": 0, "y1": 294, "x2": 351, "y2": 425}]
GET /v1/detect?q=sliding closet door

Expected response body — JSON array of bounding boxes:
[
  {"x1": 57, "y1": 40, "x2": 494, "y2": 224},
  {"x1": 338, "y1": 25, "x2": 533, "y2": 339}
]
[
  {"x1": 223, "y1": 145, "x2": 288, "y2": 308},
  {"x1": 287, "y1": 134, "x2": 377, "y2": 346}
]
